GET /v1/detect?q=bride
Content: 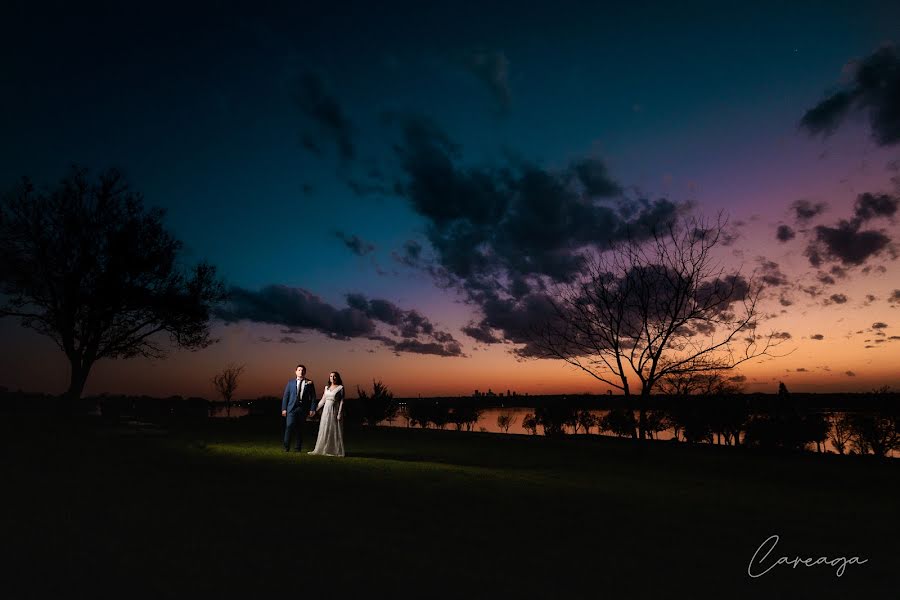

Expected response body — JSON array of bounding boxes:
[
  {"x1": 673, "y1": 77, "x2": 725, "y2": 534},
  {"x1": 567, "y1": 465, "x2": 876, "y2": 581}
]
[{"x1": 308, "y1": 371, "x2": 345, "y2": 457}]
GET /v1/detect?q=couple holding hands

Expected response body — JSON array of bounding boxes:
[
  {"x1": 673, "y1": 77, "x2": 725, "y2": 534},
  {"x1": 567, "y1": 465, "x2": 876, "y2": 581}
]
[{"x1": 281, "y1": 364, "x2": 345, "y2": 457}]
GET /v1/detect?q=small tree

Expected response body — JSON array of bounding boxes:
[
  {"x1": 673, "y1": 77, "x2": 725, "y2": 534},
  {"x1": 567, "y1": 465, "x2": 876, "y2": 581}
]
[
  {"x1": 211, "y1": 364, "x2": 244, "y2": 418},
  {"x1": 356, "y1": 380, "x2": 397, "y2": 426},
  {"x1": 497, "y1": 413, "x2": 516, "y2": 433},
  {"x1": 599, "y1": 408, "x2": 637, "y2": 438},
  {"x1": 576, "y1": 409, "x2": 598, "y2": 434},
  {"x1": 828, "y1": 412, "x2": 854, "y2": 455},
  {"x1": 0, "y1": 167, "x2": 226, "y2": 405},
  {"x1": 522, "y1": 413, "x2": 538, "y2": 435}
]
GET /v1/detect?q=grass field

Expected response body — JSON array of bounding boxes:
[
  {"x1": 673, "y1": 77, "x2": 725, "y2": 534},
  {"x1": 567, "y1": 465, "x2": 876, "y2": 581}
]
[{"x1": 2, "y1": 417, "x2": 897, "y2": 598}]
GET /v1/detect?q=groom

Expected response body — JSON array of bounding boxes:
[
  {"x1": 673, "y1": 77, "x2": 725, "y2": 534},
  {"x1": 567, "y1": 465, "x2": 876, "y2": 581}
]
[{"x1": 281, "y1": 364, "x2": 317, "y2": 452}]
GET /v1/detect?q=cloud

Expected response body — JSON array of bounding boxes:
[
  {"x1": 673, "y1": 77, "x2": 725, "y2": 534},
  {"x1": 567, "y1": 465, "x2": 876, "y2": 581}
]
[
  {"x1": 462, "y1": 50, "x2": 512, "y2": 115},
  {"x1": 817, "y1": 272, "x2": 836, "y2": 285},
  {"x1": 796, "y1": 368, "x2": 809, "y2": 372},
  {"x1": 776, "y1": 224, "x2": 796, "y2": 242},
  {"x1": 845, "y1": 370, "x2": 856, "y2": 376},
  {"x1": 800, "y1": 44, "x2": 900, "y2": 146},
  {"x1": 810, "y1": 334, "x2": 824, "y2": 340},
  {"x1": 756, "y1": 259, "x2": 789, "y2": 287},
  {"x1": 826, "y1": 293, "x2": 848, "y2": 304},
  {"x1": 216, "y1": 285, "x2": 462, "y2": 356},
  {"x1": 791, "y1": 199, "x2": 827, "y2": 223},
  {"x1": 391, "y1": 114, "x2": 682, "y2": 293},
  {"x1": 392, "y1": 240, "x2": 425, "y2": 268},
  {"x1": 346, "y1": 293, "x2": 464, "y2": 356},
  {"x1": 854, "y1": 193, "x2": 899, "y2": 221},
  {"x1": 294, "y1": 73, "x2": 355, "y2": 160},
  {"x1": 890, "y1": 289, "x2": 900, "y2": 304},
  {"x1": 334, "y1": 231, "x2": 375, "y2": 256},
  {"x1": 872, "y1": 322, "x2": 888, "y2": 329},
  {"x1": 804, "y1": 219, "x2": 894, "y2": 267},
  {"x1": 462, "y1": 321, "x2": 502, "y2": 344},
  {"x1": 772, "y1": 331, "x2": 792, "y2": 339}
]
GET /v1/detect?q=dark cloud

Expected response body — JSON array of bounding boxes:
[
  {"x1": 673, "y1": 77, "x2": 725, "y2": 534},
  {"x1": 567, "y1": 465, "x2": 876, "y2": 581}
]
[
  {"x1": 776, "y1": 224, "x2": 796, "y2": 242},
  {"x1": 796, "y1": 368, "x2": 808, "y2": 372},
  {"x1": 804, "y1": 219, "x2": 894, "y2": 267},
  {"x1": 829, "y1": 265, "x2": 848, "y2": 279},
  {"x1": 294, "y1": 73, "x2": 355, "y2": 160},
  {"x1": 462, "y1": 321, "x2": 502, "y2": 344},
  {"x1": 778, "y1": 294, "x2": 794, "y2": 307},
  {"x1": 800, "y1": 44, "x2": 900, "y2": 146},
  {"x1": 890, "y1": 289, "x2": 900, "y2": 304},
  {"x1": 826, "y1": 293, "x2": 848, "y2": 304},
  {"x1": 216, "y1": 286, "x2": 462, "y2": 357},
  {"x1": 728, "y1": 375, "x2": 747, "y2": 383},
  {"x1": 391, "y1": 339, "x2": 463, "y2": 357},
  {"x1": 773, "y1": 331, "x2": 792, "y2": 339},
  {"x1": 810, "y1": 334, "x2": 825, "y2": 340},
  {"x1": 392, "y1": 240, "x2": 424, "y2": 268},
  {"x1": 872, "y1": 322, "x2": 888, "y2": 329},
  {"x1": 572, "y1": 159, "x2": 623, "y2": 198},
  {"x1": 462, "y1": 50, "x2": 512, "y2": 115},
  {"x1": 391, "y1": 114, "x2": 682, "y2": 294},
  {"x1": 216, "y1": 285, "x2": 374, "y2": 340},
  {"x1": 846, "y1": 370, "x2": 856, "y2": 376},
  {"x1": 817, "y1": 272, "x2": 836, "y2": 285},
  {"x1": 853, "y1": 192, "x2": 899, "y2": 221},
  {"x1": 757, "y1": 259, "x2": 789, "y2": 287},
  {"x1": 334, "y1": 231, "x2": 375, "y2": 256},
  {"x1": 791, "y1": 199, "x2": 828, "y2": 223},
  {"x1": 345, "y1": 293, "x2": 464, "y2": 356}
]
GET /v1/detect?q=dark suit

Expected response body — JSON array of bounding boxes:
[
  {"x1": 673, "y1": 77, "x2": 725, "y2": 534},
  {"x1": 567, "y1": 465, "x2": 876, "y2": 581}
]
[{"x1": 282, "y1": 378, "x2": 317, "y2": 451}]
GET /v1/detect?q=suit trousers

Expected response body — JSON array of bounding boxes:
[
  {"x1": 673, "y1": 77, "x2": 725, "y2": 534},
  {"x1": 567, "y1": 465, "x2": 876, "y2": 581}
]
[{"x1": 283, "y1": 413, "x2": 305, "y2": 451}]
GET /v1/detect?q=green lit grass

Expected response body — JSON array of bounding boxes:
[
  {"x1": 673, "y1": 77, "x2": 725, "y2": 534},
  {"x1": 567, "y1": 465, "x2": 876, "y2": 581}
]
[{"x1": 3, "y1": 418, "x2": 897, "y2": 598}]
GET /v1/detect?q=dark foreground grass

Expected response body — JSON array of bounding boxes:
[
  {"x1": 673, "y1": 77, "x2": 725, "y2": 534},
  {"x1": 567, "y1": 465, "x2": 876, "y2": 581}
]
[{"x1": 2, "y1": 417, "x2": 897, "y2": 599}]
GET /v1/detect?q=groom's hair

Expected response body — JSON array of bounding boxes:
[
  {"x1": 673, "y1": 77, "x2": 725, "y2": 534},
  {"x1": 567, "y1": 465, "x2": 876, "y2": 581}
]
[{"x1": 296, "y1": 364, "x2": 306, "y2": 371}]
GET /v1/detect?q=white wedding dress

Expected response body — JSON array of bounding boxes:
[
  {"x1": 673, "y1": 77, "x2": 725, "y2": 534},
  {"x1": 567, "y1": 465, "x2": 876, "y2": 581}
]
[{"x1": 309, "y1": 385, "x2": 345, "y2": 457}]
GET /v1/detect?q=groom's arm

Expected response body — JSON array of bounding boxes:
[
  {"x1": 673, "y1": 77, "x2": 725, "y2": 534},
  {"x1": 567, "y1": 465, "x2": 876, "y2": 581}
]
[
  {"x1": 282, "y1": 382, "x2": 290, "y2": 416},
  {"x1": 306, "y1": 382, "x2": 317, "y2": 415}
]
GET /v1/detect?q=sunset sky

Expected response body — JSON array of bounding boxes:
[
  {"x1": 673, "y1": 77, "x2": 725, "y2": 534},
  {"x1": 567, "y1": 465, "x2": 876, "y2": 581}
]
[{"x1": 1, "y1": 1, "x2": 899, "y2": 399}]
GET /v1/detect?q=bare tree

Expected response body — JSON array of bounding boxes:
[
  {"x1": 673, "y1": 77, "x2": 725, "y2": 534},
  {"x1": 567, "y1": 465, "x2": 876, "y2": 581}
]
[
  {"x1": 828, "y1": 412, "x2": 853, "y2": 455},
  {"x1": 0, "y1": 167, "x2": 226, "y2": 404},
  {"x1": 522, "y1": 413, "x2": 538, "y2": 435},
  {"x1": 497, "y1": 413, "x2": 516, "y2": 433},
  {"x1": 212, "y1": 364, "x2": 245, "y2": 418},
  {"x1": 530, "y1": 215, "x2": 782, "y2": 440},
  {"x1": 575, "y1": 409, "x2": 598, "y2": 434}
]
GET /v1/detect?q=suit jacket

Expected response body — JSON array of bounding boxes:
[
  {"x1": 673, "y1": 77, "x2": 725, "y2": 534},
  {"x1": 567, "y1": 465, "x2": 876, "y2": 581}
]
[{"x1": 282, "y1": 378, "x2": 317, "y2": 415}]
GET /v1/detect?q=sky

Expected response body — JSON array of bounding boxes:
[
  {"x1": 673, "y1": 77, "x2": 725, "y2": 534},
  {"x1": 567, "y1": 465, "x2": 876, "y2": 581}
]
[{"x1": 1, "y1": 0, "x2": 899, "y2": 399}]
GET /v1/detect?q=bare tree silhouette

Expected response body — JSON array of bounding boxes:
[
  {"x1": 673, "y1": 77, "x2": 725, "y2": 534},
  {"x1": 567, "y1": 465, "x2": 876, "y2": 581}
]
[
  {"x1": 496, "y1": 413, "x2": 516, "y2": 433},
  {"x1": 0, "y1": 167, "x2": 226, "y2": 405},
  {"x1": 828, "y1": 412, "x2": 854, "y2": 455},
  {"x1": 522, "y1": 413, "x2": 538, "y2": 435},
  {"x1": 529, "y1": 215, "x2": 782, "y2": 439},
  {"x1": 212, "y1": 364, "x2": 244, "y2": 418}
]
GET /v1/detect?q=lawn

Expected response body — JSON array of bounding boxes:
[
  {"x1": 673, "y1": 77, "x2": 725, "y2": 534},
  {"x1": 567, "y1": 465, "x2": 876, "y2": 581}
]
[{"x1": 2, "y1": 417, "x2": 897, "y2": 599}]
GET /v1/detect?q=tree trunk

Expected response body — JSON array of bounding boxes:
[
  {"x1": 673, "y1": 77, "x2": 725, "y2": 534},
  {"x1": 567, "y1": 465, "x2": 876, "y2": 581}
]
[{"x1": 66, "y1": 362, "x2": 90, "y2": 402}]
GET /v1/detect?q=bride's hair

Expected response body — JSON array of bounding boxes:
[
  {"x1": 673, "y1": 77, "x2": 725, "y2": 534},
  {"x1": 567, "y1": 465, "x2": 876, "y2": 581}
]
[{"x1": 330, "y1": 371, "x2": 343, "y2": 386}]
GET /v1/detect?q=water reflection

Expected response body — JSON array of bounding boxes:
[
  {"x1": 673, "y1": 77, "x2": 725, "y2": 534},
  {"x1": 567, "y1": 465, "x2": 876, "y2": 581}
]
[{"x1": 378, "y1": 406, "x2": 899, "y2": 457}]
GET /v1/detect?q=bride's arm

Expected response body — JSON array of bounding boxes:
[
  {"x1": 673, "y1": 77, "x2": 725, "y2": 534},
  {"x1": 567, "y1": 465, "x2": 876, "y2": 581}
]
[
  {"x1": 336, "y1": 387, "x2": 344, "y2": 420},
  {"x1": 317, "y1": 388, "x2": 326, "y2": 410}
]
